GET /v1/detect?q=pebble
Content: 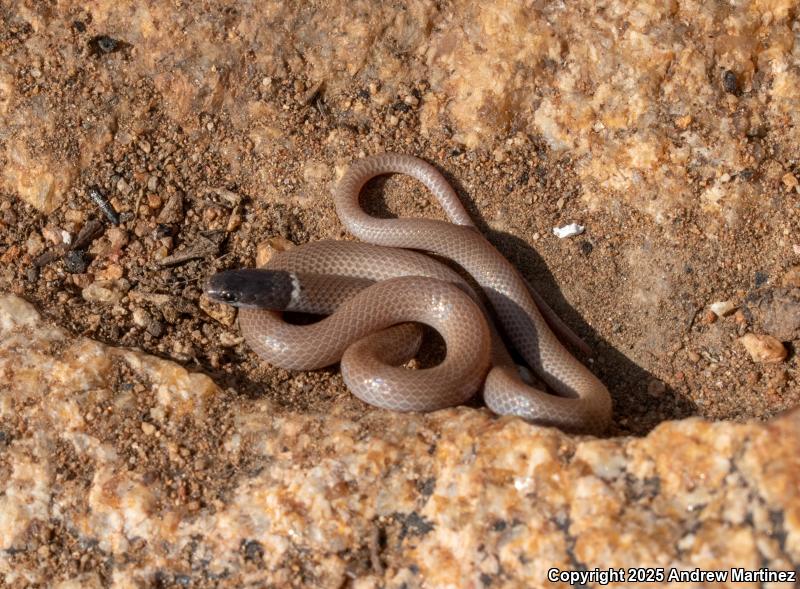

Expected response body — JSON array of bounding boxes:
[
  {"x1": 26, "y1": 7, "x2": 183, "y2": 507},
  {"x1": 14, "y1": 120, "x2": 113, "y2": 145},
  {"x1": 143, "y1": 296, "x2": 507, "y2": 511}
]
[
  {"x1": 699, "y1": 309, "x2": 717, "y2": 325},
  {"x1": 722, "y1": 69, "x2": 739, "y2": 94},
  {"x1": 26, "y1": 233, "x2": 45, "y2": 256},
  {"x1": 709, "y1": 301, "x2": 736, "y2": 317},
  {"x1": 256, "y1": 236, "x2": 295, "y2": 267},
  {"x1": 686, "y1": 350, "x2": 701, "y2": 363},
  {"x1": 147, "y1": 194, "x2": 162, "y2": 209},
  {"x1": 219, "y1": 331, "x2": 242, "y2": 347},
  {"x1": 202, "y1": 206, "x2": 225, "y2": 225},
  {"x1": 199, "y1": 294, "x2": 237, "y2": 327},
  {"x1": 146, "y1": 319, "x2": 164, "y2": 338},
  {"x1": 553, "y1": 223, "x2": 585, "y2": 238},
  {"x1": 403, "y1": 94, "x2": 420, "y2": 107},
  {"x1": 107, "y1": 227, "x2": 129, "y2": 250},
  {"x1": 781, "y1": 172, "x2": 798, "y2": 191},
  {"x1": 141, "y1": 422, "x2": 156, "y2": 435},
  {"x1": 116, "y1": 177, "x2": 131, "y2": 195},
  {"x1": 226, "y1": 207, "x2": 242, "y2": 232},
  {"x1": 64, "y1": 250, "x2": 91, "y2": 274},
  {"x1": 147, "y1": 175, "x2": 159, "y2": 192},
  {"x1": 82, "y1": 282, "x2": 121, "y2": 304},
  {"x1": 41, "y1": 226, "x2": 65, "y2": 246},
  {"x1": 132, "y1": 307, "x2": 152, "y2": 328},
  {"x1": 738, "y1": 333, "x2": 787, "y2": 363},
  {"x1": 152, "y1": 245, "x2": 169, "y2": 261},
  {"x1": 71, "y1": 274, "x2": 93, "y2": 289},
  {"x1": 96, "y1": 263, "x2": 123, "y2": 281},
  {"x1": 157, "y1": 192, "x2": 185, "y2": 224}
]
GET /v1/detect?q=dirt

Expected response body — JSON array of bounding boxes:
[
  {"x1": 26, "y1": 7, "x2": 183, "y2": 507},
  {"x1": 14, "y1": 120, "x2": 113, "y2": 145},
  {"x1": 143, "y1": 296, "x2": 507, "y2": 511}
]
[{"x1": 1, "y1": 48, "x2": 798, "y2": 441}]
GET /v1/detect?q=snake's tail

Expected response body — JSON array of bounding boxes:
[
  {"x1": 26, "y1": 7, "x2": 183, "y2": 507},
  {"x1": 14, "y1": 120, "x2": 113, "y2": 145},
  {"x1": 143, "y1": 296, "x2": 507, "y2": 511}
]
[{"x1": 523, "y1": 278, "x2": 593, "y2": 357}]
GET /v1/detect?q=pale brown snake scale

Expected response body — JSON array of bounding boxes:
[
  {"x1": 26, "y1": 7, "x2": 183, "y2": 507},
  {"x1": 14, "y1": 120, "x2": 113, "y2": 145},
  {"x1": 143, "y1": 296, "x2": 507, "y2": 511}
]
[{"x1": 205, "y1": 154, "x2": 612, "y2": 434}]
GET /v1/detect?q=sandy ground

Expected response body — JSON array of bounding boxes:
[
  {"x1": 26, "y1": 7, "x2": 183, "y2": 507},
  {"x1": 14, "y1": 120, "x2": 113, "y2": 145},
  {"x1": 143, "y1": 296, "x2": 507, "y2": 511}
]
[{"x1": 1, "y1": 2, "x2": 798, "y2": 439}]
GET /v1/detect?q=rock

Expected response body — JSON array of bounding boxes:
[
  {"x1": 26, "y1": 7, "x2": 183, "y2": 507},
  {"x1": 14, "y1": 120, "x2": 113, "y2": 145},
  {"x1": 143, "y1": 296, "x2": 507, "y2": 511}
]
[
  {"x1": 1, "y1": 293, "x2": 798, "y2": 586},
  {"x1": 733, "y1": 309, "x2": 748, "y2": 327},
  {"x1": 95, "y1": 263, "x2": 124, "y2": 281},
  {"x1": 81, "y1": 280, "x2": 129, "y2": 305},
  {"x1": 106, "y1": 227, "x2": 129, "y2": 251},
  {"x1": 225, "y1": 206, "x2": 243, "y2": 232},
  {"x1": 25, "y1": 232, "x2": 45, "y2": 256},
  {"x1": 198, "y1": 293, "x2": 237, "y2": 327},
  {"x1": 131, "y1": 307, "x2": 152, "y2": 328},
  {"x1": 750, "y1": 288, "x2": 800, "y2": 341},
  {"x1": 41, "y1": 226, "x2": 66, "y2": 246},
  {"x1": 157, "y1": 192, "x2": 184, "y2": 224},
  {"x1": 699, "y1": 308, "x2": 717, "y2": 325},
  {"x1": 255, "y1": 236, "x2": 295, "y2": 267},
  {"x1": 1, "y1": 145, "x2": 78, "y2": 213},
  {"x1": 709, "y1": 301, "x2": 736, "y2": 317},
  {"x1": 147, "y1": 193, "x2": 163, "y2": 209},
  {"x1": 553, "y1": 223, "x2": 585, "y2": 238},
  {"x1": 782, "y1": 172, "x2": 799, "y2": 191},
  {"x1": 63, "y1": 250, "x2": 90, "y2": 274},
  {"x1": 738, "y1": 333, "x2": 787, "y2": 363},
  {"x1": 116, "y1": 177, "x2": 131, "y2": 195}
]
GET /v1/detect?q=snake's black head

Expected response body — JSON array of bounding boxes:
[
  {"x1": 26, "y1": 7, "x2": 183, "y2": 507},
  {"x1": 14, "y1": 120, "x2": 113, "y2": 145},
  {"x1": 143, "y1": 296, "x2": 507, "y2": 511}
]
[{"x1": 204, "y1": 269, "x2": 297, "y2": 310}]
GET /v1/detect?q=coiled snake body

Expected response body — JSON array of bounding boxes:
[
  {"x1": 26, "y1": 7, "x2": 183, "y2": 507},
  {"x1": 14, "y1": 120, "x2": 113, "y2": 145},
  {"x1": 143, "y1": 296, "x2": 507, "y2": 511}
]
[{"x1": 205, "y1": 154, "x2": 612, "y2": 434}]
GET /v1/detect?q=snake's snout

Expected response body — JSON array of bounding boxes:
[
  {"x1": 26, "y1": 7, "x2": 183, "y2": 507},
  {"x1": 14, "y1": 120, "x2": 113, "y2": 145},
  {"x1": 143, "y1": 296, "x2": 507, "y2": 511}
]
[{"x1": 204, "y1": 269, "x2": 297, "y2": 310}]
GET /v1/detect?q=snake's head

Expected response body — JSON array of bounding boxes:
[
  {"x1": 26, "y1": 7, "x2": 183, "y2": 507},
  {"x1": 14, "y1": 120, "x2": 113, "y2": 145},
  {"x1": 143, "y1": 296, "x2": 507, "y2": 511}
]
[{"x1": 204, "y1": 269, "x2": 297, "y2": 310}]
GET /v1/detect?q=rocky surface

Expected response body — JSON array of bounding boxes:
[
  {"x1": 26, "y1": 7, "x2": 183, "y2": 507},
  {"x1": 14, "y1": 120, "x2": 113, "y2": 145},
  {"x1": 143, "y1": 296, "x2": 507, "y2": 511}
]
[
  {"x1": 2, "y1": 0, "x2": 800, "y2": 586},
  {"x1": 0, "y1": 294, "x2": 798, "y2": 587}
]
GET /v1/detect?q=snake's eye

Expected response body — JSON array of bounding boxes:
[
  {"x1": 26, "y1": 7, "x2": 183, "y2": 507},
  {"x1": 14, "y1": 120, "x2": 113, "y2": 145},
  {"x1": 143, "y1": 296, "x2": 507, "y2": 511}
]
[{"x1": 220, "y1": 291, "x2": 238, "y2": 303}]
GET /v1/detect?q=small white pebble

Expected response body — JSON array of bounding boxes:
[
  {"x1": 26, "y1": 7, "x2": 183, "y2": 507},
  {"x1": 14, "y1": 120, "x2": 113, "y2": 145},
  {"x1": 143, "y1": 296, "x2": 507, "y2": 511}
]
[
  {"x1": 553, "y1": 223, "x2": 585, "y2": 238},
  {"x1": 132, "y1": 307, "x2": 151, "y2": 328},
  {"x1": 710, "y1": 301, "x2": 737, "y2": 317}
]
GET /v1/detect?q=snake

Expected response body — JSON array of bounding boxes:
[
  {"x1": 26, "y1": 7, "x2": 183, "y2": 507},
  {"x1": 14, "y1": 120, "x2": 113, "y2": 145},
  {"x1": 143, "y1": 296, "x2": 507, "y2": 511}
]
[{"x1": 204, "y1": 154, "x2": 612, "y2": 434}]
